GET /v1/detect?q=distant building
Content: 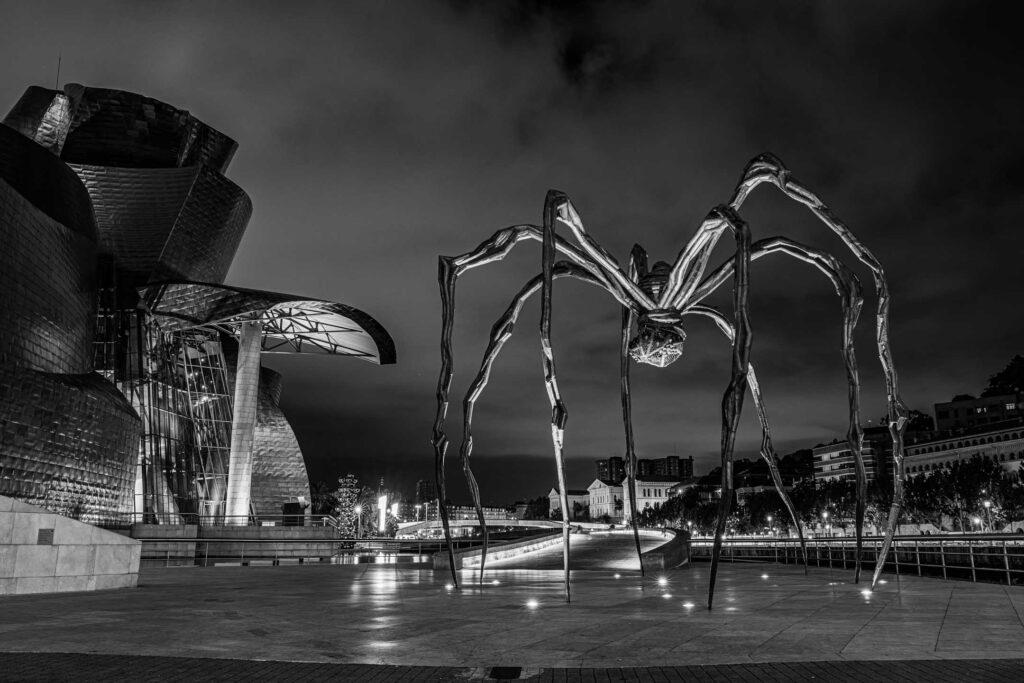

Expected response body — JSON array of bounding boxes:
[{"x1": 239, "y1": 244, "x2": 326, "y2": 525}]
[
  {"x1": 621, "y1": 475, "x2": 681, "y2": 522},
  {"x1": 548, "y1": 488, "x2": 590, "y2": 520},
  {"x1": 446, "y1": 505, "x2": 514, "y2": 521},
  {"x1": 904, "y1": 421, "x2": 1024, "y2": 477},
  {"x1": 595, "y1": 457, "x2": 625, "y2": 483},
  {"x1": 596, "y1": 455, "x2": 693, "y2": 483},
  {"x1": 813, "y1": 429, "x2": 892, "y2": 483},
  {"x1": 637, "y1": 456, "x2": 693, "y2": 479},
  {"x1": 934, "y1": 394, "x2": 1022, "y2": 431},
  {"x1": 587, "y1": 479, "x2": 623, "y2": 520},
  {"x1": 415, "y1": 479, "x2": 437, "y2": 505}
]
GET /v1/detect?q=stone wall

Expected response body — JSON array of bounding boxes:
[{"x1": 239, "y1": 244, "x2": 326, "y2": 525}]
[{"x1": 0, "y1": 495, "x2": 141, "y2": 595}]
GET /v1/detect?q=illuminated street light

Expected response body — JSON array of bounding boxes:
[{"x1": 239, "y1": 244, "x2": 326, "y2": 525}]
[
  {"x1": 983, "y1": 500, "x2": 992, "y2": 532},
  {"x1": 767, "y1": 515, "x2": 773, "y2": 537},
  {"x1": 972, "y1": 515, "x2": 982, "y2": 532},
  {"x1": 415, "y1": 504, "x2": 422, "y2": 521},
  {"x1": 354, "y1": 504, "x2": 363, "y2": 539}
]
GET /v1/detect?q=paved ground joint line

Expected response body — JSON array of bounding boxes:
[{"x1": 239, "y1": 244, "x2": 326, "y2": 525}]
[{"x1": 934, "y1": 583, "x2": 956, "y2": 653}]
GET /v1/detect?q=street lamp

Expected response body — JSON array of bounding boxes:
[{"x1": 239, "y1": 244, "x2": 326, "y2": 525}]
[
  {"x1": 354, "y1": 504, "x2": 363, "y2": 539},
  {"x1": 415, "y1": 504, "x2": 422, "y2": 521},
  {"x1": 972, "y1": 515, "x2": 981, "y2": 532},
  {"x1": 983, "y1": 500, "x2": 992, "y2": 532},
  {"x1": 766, "y1": 515, "x2": 773, "y2": 537}
]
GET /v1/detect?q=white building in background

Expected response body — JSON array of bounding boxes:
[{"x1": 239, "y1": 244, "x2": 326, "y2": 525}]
[
  {"x1": 621, "y1": 475, "x2": 680, "y2": 522},
  {"x1": 547, "y1": 488, "x2": 590, "y2": 520},
  {"x1": 587, "y1": 479, "x2": 622, "y2": 520},
  {"x1": 813, "y1": 430, "x2": 892, "y2": 483},
  {"x1": 903, "y1": 422, "x2": 1024, "y2": 477}
]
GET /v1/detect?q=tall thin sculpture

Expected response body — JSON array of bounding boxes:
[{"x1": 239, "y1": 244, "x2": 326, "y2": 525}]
[{"x1": 431, "y1": 153, "x2": 908, "y2": 608}]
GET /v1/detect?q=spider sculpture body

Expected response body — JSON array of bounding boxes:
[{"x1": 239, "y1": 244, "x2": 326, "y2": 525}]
[{"x1": 431, "y1": 154, "x2": 909, "y2": 609}]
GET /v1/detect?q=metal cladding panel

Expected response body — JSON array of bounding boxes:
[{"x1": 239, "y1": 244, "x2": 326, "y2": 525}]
[
  {"x1": 62, "y1": 84, "x2": 237, "y2": 172},
  {"x1": 251, "y1": 367, "x2": 310, "y2": 518},
  {"x1": 2, "y1": 86, "x2": 74, "y2": 154},
  {"x1": 0, "y1": 179, "x2": 96, "y2": 374},
  {"x1": 0, "y1": 124, "x2": 96, "y2": 240},
  {"x1": 151, "y1": 166, "x2": 252, "y2": 284},
  {"x1": 0, "y1": 366, "x2": 141, "y2": 522},
  {"x1": 71, "y1": 164, "x2": 251, "y2": 286}
]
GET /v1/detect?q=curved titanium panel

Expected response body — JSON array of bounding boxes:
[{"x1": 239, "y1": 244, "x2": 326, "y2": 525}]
[
  {"x1": 0, "y1": 367, "x2": 141, "y2": 522},
  {"x1": 71, "y1": 164, "x2": 252, "y2": 286},
  {"x1": 0, "y1": 124, "x2": 96, "y2": 240},
  {"x1": 2, "y1": 85, "x2": 73, "y2": 153},
  {"x1": 0, "y1": 178, "x2": 95, "y2": 374},
  {"x1": 250, "y1": 367, "x2": 310, "y2": 518},
  {"x1": 144, "y1": 281, "x2": 397, "y2": 365},
  {"x1": 2, "y1": 84, "x2": 238, "y2": 173}
]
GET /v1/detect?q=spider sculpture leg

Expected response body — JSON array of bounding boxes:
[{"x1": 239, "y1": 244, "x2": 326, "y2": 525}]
[
  {"x1": 432, "y1": 196, "x2": 637, "y2": 594},
  {"x1": 457, "y1": 264, "x2": 615, "y2": 582},
  {"x1": 706, "y1": 205, "x2": 753, "y2": 611},
  {"x1": 622, "y1": 245, "x2": 649, "y2": 575},
  {"x1": 690, "y1": 237, "x2": 867, "y2": 579},
  {"x1": 728, "y1": 155, "x2": 908, "y2": 589},
  {"x1": 686, "y1": 305, "x2": 810, "y2": 574},
  {"x1": 541, "y1": 190, "x2": 575, "y2": 602},
  {"x1": 658, "y1": 154, "x2": 904, "y2": 587}
]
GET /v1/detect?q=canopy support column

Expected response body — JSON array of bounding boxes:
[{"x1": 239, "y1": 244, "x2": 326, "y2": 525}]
[{"x1": 224, "y1": 319, "x2": 263, "y2": 525}]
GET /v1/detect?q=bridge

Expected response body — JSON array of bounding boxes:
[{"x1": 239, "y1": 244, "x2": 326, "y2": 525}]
[{"x1": 396, "y1": 518, "x2": 561, "y2": 536}]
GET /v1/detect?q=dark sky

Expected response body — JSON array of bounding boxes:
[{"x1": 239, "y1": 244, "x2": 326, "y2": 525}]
[{"x1": 3, "y1": 1, "x2": 1023, "y2": 505}]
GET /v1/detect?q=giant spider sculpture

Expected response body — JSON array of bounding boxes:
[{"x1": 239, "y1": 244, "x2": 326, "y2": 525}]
[{"x1": 431, "y1": 154, "x2": 909, "y2": 609}]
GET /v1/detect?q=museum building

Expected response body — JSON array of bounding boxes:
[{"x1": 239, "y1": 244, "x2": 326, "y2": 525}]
[{"x1": 0, "y1": 84, "x2": 395, "y2": 525}]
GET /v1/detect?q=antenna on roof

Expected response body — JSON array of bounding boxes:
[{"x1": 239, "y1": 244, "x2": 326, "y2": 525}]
[{"x1": 55, "y1": 53, "x2": 61, "y2": 90}]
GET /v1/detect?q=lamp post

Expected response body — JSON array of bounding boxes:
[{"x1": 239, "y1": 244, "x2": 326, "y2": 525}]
[
  {"x1": 983, "y1": 500, "x2": 992, "y2": 532},
  {"x1": 972, "y1": 515, "x2": 981, "y2": 532},
  {"x1": 415, "y1": 504, "x2": 422, "y2": 521},
  {"x1": 354, "y1": 504, "x2": 362, "y2": 539},
  {"x1": 767, "y1": 515, "x2": 773, "y2": 538},
  {"x1": 822, "y1": 510, "x2": 829, "y2": 538}
]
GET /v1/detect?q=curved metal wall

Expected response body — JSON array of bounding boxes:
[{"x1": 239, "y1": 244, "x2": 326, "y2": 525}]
[
  {"x1": 0, "y1": 123, "x2": 140, "y2": 521},
  {"x1": 2, "y1": 84, "x2": 238, "y2": 173},
  {"x1": 0, "y1": 368, "x2": 141, "y2": 522},
  {"x1": 0, "y1": 181, "x2": 95, "y2": 373},
  {"x1": 71, "y1": 164, "x2": 251, "y2": 286},
  {"x1": 251, "y1": 367, "x2": 311, "y2": 518}
]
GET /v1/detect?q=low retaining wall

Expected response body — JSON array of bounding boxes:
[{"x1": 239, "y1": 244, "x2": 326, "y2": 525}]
[
  {"x1": 1, "y1": 495, "x2": 140, "y2": 595},
  {"x1": 640, "y1": 529, "x2": 690, "y2": 571},
  {"x1": 197, "y1": 526, "x2": 337, "y2": 563},
  {"x1": 131, "y1": 523, "x2": 197, "y2": 568},
  {"x1": 433, "y1": 532, "x2": 563, "y2": 570}
]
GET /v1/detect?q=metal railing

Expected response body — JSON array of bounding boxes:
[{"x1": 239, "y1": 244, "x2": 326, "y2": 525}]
[
  {"x1": 688, "y1": 534, "x2": 1024, "y2": 586},
  {"x1": 96, "y1": 513, "x2": 347, "y2": 529},
  {"x1": 136, "y1": 536, "x2": 486, "y2": 568}
]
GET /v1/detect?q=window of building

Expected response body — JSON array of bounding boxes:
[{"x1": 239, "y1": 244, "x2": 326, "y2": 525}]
[{"x1": 1006, "y1": 403, "x2": 1016, "y2": 411}]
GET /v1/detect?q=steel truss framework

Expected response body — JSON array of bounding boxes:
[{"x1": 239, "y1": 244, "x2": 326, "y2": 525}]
[{"x1": 433, "y1": 153, "x2": 908, "y2": 608}]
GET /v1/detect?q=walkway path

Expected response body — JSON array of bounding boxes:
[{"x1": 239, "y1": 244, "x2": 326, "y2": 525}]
[{"x1": 486, "y1": 530, "x2": 667, "y2": 570}]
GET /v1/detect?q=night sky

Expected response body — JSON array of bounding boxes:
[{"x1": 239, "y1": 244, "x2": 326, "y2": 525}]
[{"x1": 3, "y1": 1, "x2": 1022, "y2": 505}]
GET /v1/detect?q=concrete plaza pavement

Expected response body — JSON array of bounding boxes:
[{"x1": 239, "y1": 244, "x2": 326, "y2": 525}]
[{"x1": 2, "y1": 537, "x2": 1024, "y2": 680}]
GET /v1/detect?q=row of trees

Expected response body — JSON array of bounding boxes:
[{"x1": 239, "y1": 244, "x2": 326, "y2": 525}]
[{"x1": 637, "y1": 456, "x2": 1024, "y2": 536}]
